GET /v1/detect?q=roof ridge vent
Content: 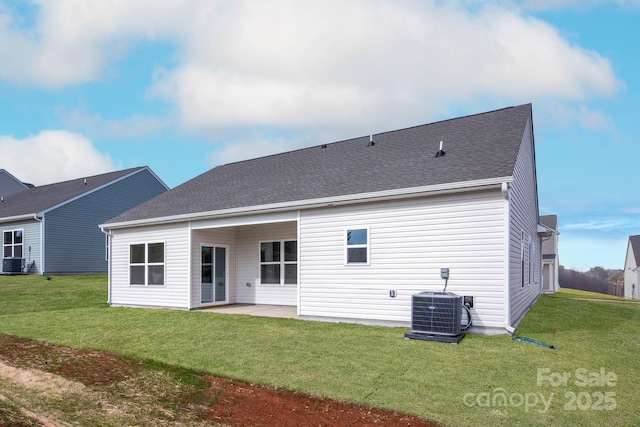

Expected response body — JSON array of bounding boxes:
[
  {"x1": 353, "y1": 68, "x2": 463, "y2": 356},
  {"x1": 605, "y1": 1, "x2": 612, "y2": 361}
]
[{"x1": 435, "y1": 140, "x2": 446, "y2": 157}]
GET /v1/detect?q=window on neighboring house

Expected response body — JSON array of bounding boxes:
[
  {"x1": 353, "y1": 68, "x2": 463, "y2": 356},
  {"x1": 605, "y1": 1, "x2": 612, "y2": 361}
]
[
  {"x1": 260, "y1": 240, "x2": 297, "y2": 285},
  {"x1": 3, "y1": 229, "x2": 23, "y2": 258},
  {"x1": 346, "y1": 228, "x2": 369, "y2": 264},
  {"x1": 129, "y1": 242, "x2": 165, "y2": 286}
]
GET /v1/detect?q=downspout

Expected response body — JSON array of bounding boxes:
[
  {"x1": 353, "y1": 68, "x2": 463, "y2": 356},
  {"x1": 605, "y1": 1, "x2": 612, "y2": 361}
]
[
  {"x1": 32, "y1": 214, "x2": 43, "y2": 274},
  {"x1": 187, "y1": 221, "x2": 193, "y2": 310},
  {"x1": 501, "y1": 183, "x2": 515, "y2": 334},
  {"x1": 100, "y1": 226, "x2": 112, "y2": 305},
  {"x1": 297, "y1": 210, "x2": 301, "y2": 316}
]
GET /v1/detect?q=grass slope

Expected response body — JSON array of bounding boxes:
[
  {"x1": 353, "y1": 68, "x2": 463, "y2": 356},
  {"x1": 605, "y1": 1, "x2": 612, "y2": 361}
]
[{"x1": 0, "y1": 275, "x2": 637, "y2": 426}]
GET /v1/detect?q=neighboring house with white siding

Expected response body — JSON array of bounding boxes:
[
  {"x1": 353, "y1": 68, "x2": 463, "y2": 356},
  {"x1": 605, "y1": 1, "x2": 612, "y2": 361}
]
[
  {"x1": 624, "y1": 235, "x2": 640, "y2": 299},
  {"x1": 539, "y1": 215, "x2": 560, "y2": 293},
  {"x1": 101, "y1": 104, "x2": 546, "y2": 334},
  {"x1": 1, "y1": 167, "x2": 168, "y2": 275}
]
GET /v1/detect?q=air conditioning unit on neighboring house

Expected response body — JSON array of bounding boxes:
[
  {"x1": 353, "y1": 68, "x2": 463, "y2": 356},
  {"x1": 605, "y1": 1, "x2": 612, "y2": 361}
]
[
  {"x1": 2, "y1": 257, "x2": 25, "y2": 275},
  {"x1": 404, "y1": 292, "x2": 465, "y2": 343}
]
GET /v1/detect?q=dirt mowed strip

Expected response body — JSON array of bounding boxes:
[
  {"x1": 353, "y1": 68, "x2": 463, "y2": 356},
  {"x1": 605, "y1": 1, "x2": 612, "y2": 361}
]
[{"x1": 0, "y1": 335, "x2": 439, "y2": 426}]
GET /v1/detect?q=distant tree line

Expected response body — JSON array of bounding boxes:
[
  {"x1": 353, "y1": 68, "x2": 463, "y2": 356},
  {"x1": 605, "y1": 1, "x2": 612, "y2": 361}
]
[{"x1": 559, "y1": 266, "x2": 624, "y2": 297}]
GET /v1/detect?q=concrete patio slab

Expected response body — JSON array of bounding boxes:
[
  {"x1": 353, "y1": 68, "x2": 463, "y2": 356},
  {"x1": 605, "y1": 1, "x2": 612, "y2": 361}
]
[{"x1": 200, "y1": 304, "x2": 298, "y2": 319}]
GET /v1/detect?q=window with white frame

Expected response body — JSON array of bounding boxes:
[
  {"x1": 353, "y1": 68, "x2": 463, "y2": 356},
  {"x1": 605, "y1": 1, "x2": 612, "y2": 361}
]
[
  {"x1": 129, "y1": 242, "x2": 165, "y2": 286},
  {"x1": 260, "y1": 240, "x2": 297, "y2": 285},
  {"x1": 521, "y1": 231, "x2": 530, "y2": 288},
  {"x1": 346, "y1": 228, "x2": 369, "y2": 264},
  {"x1": 3, "y1": 229, "x2": 23, "y2": 258}
]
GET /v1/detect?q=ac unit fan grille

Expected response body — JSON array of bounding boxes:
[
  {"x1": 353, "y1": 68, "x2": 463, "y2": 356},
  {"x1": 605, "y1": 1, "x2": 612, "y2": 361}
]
[{"x1": 411, "y1": 292, "x2": 462, "y2": 336}]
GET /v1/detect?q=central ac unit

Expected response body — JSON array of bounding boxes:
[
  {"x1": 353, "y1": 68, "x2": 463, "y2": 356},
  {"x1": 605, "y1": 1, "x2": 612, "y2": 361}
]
[
  {"x1": 405, "y1": 292, "x2": 465, "y2": 343},
  {"x1": 2, "y1": 257, "x2": 25, "y2": 275}
]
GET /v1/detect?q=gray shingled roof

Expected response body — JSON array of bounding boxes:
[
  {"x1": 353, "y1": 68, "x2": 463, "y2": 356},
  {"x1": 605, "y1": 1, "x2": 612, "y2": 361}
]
[
  {"x1": 540, "y1": 215, "x2": 558, "y2": 230},
  {"x1": 0, "y1": 167, "x2": 146, "y2": 220},
  {"x1": 630, "y1": 235, "x2": 640, "y2": 267},
  {"x1": 107, "y1": 104, "x2": 532, "y2": 224},
  {"x1": 0, "y1": 169, "x2": 30, "y2": 198}
]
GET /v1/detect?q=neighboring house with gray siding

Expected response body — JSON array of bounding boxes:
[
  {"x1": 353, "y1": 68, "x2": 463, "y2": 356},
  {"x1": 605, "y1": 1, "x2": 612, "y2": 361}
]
[
  {"x1": 1, "y1": 167, "x2": 168, "y2": 274},
  {"x1": 102, "y1": 104, "x2": 545, "y2": 334},
  {"x1": 0, "y1": 169, "x2": 30, "y2": 198},
  {"x1": 624, "y1": 235, "x2": 640, "y2": 299},
  {"x1": 539, "y1": 214, "x2": 560, "y2": 293}
]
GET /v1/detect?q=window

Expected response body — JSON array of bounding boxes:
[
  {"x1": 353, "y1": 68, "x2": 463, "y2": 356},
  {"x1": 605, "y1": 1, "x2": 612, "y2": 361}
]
[
  {"x1": 3, "y1": 229, "x2": 23, "y2": 258},
  {"x1": 521, "y1": 231, "x2": 531, "y2": 288},
  {"x1": 129, "y1": 242, "x2": 165, "y2": 286},
  {"x1": 346, "y1": 228, "x2": 369, "y2": 264},
  {"x1": 528, "y1": 237, "x2": 534, "y2": 286},
  {"x1": 260, "y1": 240, "x2": 297, "y2": 285}
]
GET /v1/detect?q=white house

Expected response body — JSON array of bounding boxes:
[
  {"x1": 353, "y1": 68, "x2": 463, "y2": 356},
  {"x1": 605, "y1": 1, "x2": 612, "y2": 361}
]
[
  {"x1": 101, "y1": 104, "x2": 546, "y2": 334},
  {"x1": 624, "y1": 235, "x2": 640, "y2": 299},
  {"x1": 539, "y1": 215, "x2": 560, "y2": 293}
]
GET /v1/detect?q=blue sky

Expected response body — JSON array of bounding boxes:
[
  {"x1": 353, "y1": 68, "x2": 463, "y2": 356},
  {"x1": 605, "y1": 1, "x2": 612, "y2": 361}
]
[{"x1": 0, "y1": 0, "x2": 637, "y2": 270}]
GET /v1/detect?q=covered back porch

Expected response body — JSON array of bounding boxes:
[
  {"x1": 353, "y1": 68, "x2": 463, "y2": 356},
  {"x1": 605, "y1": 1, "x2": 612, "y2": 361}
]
[{"x1": 189, "y1": 213, "x2": 299, "y2": 312}]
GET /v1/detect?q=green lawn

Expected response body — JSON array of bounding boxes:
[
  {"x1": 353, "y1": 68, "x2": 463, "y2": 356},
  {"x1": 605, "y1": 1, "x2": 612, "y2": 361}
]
[{"x1": 0, "y1": 275, "x2": 637, "y2": 426}]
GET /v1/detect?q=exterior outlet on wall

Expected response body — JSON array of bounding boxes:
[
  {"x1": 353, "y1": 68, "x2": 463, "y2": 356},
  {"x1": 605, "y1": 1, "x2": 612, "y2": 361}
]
[
  {"x1": 464, "y1": 296, "x2": 474, "y2": 308},
  {"x1": 389, "y1": 289, "x2": 397, "y2": 298}
]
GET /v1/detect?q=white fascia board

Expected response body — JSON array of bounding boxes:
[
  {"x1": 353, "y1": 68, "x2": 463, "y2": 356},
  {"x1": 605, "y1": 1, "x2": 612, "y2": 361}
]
[{"x1": 101, "y1": 176, "x2": 511, "y2": 230}]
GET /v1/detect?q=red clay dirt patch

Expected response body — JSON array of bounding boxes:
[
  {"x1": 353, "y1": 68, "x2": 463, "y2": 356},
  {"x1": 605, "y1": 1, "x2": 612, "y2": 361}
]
[
  {"x1": 0, "y1": 335, "x2": 141, "y2": 386},
  {"x1": 0, "y1": 335, "x2": 440, "y2": 426},
  {"x1": 206, "y1": 376, "x2": 439, "y2": 427}
]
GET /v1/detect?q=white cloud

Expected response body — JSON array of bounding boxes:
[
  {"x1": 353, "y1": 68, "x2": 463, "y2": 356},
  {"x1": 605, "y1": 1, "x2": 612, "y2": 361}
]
[
  {"x1": 0, "y1": 131, "x2": 116, "y2": 185},
  {"x1": 0, "y1": 0, "x2": 622, "y2": 157},
  {"x1": 563, "y1": 217, "x2": 638, "y2": 232},
  {"x1": 149, "y1": 0, "x2": 622, "y2": 132},
  {"x1": 0, "y1": 0, "x2": 623, "y2": 135}
]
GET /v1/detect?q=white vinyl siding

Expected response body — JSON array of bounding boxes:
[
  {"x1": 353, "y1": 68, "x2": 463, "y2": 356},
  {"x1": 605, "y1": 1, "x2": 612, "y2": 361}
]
[
  {"x1": 299, "y1": 190, "x2": 506, "y2": 327},
  {"x1": 507, "y1": 116, "x2": 542, "y2": 326},
  {"x1": 109, "y1": 223, "x2": 190, "y2": 308}
]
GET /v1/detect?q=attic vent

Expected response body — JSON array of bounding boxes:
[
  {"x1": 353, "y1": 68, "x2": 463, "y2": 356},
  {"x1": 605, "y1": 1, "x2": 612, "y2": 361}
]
[
  {"x1": 435, "y1": 140, "x2": 446, "y2": 157},
  {"x1": 321, "y1": 144, "x2": 327, "y2": 149},
  {"x1": 367, "y1": 135, "x2": 375, "y2": 146}
]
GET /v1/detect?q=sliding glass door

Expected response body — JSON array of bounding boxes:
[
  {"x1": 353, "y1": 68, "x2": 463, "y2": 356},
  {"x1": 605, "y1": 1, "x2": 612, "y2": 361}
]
[{"x1": 201, "y1": 245, "x2": 227, "y2": 304}]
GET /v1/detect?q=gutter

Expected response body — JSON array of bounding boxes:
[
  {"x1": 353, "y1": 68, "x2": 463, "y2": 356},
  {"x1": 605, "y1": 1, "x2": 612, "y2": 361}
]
[
  {"x1": 0, "y1": 213, "x2": 39, "y2": 224},
  {"x1": 101, "y1": 177, "x2": 511, "y2": 230}
]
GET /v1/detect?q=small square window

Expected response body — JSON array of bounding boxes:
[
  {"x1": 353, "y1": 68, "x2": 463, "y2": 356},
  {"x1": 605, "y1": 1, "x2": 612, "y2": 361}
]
[{"x1": 346, "y1": 228, "x2": 369, "y2": 264}]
